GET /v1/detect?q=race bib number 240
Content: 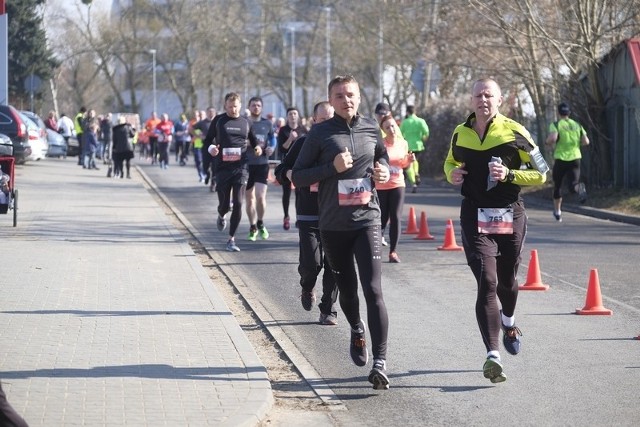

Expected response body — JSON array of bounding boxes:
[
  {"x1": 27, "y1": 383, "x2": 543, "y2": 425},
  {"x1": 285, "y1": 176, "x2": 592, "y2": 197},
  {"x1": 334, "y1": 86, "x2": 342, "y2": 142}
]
[{"x1": 338, "y1": 178, "x2": 372, "y2": 206}]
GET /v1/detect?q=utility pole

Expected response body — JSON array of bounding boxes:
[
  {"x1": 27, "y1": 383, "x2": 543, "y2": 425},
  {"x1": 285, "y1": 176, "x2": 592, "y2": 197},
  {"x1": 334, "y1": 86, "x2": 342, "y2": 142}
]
[{"x1": 0, "y1": 0, "x2": 8, "y2": 105}]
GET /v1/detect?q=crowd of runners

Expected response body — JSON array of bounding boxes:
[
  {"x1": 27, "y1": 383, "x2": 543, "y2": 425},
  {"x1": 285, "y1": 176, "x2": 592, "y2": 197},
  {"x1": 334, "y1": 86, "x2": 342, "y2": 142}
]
[{"x1": 128, "y1": 75, "x2": 560, "y2": 391}]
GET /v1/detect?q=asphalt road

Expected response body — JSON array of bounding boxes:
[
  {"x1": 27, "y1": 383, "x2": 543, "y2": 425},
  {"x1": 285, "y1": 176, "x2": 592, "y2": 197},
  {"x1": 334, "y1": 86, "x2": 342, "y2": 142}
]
[{"x1": 141, "y1": 160, "x2": 640, "y2": 426}]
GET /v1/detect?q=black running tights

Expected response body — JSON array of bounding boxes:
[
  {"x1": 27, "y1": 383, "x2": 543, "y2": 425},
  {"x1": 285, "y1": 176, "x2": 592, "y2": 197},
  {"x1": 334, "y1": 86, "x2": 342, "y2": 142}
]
[
  {"x1": 217, "y1": 181, "x2": 246, "y2": 238},
  {"x1": 321, "y1": 226, "x2": 388, "y2": 360},
  {"x1": 378, "y1": 187, "x2": 405, "y2": 252},
  {"x1": 460, "y1": 201, "x2": 527, "y2": 353}
]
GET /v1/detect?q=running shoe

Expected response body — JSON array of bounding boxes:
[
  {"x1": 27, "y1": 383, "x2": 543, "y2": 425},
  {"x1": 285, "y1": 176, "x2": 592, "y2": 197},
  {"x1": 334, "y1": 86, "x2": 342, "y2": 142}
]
[
  {"x1": 502, "y1": 324, "x2": 522, "y2": 355},
  {"x1": 368, "y1": 359, "x2": 390, "y2": 390},
  {"x1": 301, "y1": 291, "x2": 316, "y2": 311},
  {"x1": 283, "y1": 216, "x2": 290, "y2": 230},
  {"x1": 217, "y1": 216, "x2": 227, "y2": 231},
  {"x1": 411, "y1": 185, "x2": 417, "y2": 194},
  {"x1": 553, "y1": 211, "x2": 562, "y2": 222},
  {"x1": 226, "y1": 240, "x2": 240, "y2": 252},
  {"x1": 248, "y1": 228, "x2": 258, "y2": 241},
  {"x1": 577, "y1": 182, "x2": 587, "y2": 204},
  {"x1": 483, "y1": 356, "x2": 506, "y2": 383},
  {"x1": 319, "y1": 312, "x2": 338, "y2": 325},
  {"x1": 389, "y1": 252, "x2": 401, "y2": 263},
  {"x1": 350, "y1": 321, "x2": 368, "y2": 367},
  {"x1": 381, "y1": 236, "x2": 388, "y2": 246},
  {"x1": 259, "y1": 225, "x2": 269, "y2": 240}
]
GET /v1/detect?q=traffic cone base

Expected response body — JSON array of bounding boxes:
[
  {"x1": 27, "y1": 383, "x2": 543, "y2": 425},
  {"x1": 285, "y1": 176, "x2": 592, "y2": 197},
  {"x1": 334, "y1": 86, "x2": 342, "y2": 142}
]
[
  {"x1": 437, "y1": 219, "x2": 463, "y2": 251},
  {"x1": 414, "y1": 211, "x2": 435, "y2": 240},
  {"x1": 403, "y1": 206, "x2": 419, "y2": 234},
  {"x1": 575, "y1": 269, "x2": 613, "y2": 315},
  {"x1": 519, "y1": 249, "x2": 549, "y2": 291}
]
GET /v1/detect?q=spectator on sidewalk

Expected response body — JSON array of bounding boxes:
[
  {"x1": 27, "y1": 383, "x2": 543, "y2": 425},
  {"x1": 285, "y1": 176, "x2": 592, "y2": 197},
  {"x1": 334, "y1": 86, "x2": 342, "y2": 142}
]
[{"x1": 111, "y1": 115, "x2": 136, "y2": 179}]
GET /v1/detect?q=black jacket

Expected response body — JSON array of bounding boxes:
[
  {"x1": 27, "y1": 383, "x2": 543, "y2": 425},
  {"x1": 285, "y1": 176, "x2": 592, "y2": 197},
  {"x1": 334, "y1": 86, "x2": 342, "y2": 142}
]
[
  {"x1": 276, "y1": 135, "x2": 320, "y2": 226},
  {"x1": 292, "y1": 114, "x2": 389, "y2": 231},
  {"x1": 112, "y1": 123, "x2": 135, "y2": 154}
]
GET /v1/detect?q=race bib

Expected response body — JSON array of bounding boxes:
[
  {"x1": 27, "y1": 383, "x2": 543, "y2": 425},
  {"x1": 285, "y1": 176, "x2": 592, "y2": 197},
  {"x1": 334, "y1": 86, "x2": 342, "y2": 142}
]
[
  {"x1": 256, "y1": 134, "x2": 266, "y2": 147},
  {"x1": 222, "y1": 147, "x2": 241, "y2": 162},
  {"x1": 310, "y1": 182, "x2": 319, "y2": 193},
  {"x1": 477, "y1": 208, "x2": 514, "y2": 234},
  {"x1": 389, "y1": 165, "x2": 402, "y2": 177},
  {"x1": 338, "y1": 178, "x2": 372, "y2": 206}
]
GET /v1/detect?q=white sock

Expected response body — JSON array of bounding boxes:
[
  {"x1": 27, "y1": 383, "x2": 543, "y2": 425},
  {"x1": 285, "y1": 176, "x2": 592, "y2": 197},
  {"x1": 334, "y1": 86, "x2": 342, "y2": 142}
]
[
  {"x1": 501, "y1": 312, "x2": 515, "y2": 327},
  {"x1": 373, "y1": 358, "x2": 386, "y2": 369},
  {"x1": 554, "y1": 209, "x2": 561, "y2": 216},
  {"x1": 487, "y1": 351, "x2": 500, "y2": 360}
]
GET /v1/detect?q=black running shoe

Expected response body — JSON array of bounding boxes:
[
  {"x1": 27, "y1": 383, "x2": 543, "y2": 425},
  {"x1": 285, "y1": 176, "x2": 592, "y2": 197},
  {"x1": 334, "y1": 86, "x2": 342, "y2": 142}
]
[
  {"x1": 483, "y1": 356, "x2": 506, "y2": 383},
  {"x1": 350, "y1": 321, "x2": 368, "y2": 367},
  {"x1": 368, "y1": 359, "x2": 389, "y2": 390},
  {"x1": 577, "y1": 182, "x2": 587, "y2": 204},
  {"x1": 502, "y1": 324, "x2": 522, "y2": 355},
  {"x1": 217, "y1": 216, "x2": 227, "y2": 231},
  {"x1": 300, "y1": 291, "x2": 315, "y2": 311}
]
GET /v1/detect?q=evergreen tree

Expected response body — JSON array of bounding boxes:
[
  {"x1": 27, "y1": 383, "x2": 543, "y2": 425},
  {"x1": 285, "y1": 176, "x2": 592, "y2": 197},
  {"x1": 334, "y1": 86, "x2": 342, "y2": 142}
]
[{"x1": 6, "y1": 0, "x2": 59, "y2": 105}]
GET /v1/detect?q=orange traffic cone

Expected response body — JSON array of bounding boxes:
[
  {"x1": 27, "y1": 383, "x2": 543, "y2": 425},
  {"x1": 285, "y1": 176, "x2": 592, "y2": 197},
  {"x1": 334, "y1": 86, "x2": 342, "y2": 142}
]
[
  {"x1": 575, "y1": 269, "x2": 613, "y2": 315},
  {"x1": 403, "y1": 206, "x2": 419, "y2": 234},
  {"x1": 437, "y1": 219, "x2": 463, "y2": 251},
  {"x1": 518, "y1": 250, "x2": 549, "y2": 291},
  {"x1": 414, "y1": 211, "x2": 434, "y2": 240}
]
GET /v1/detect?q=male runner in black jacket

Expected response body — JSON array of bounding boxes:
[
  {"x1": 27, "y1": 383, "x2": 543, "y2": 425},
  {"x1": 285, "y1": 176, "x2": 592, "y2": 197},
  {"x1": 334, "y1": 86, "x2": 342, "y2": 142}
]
[{"x1": 292, "y1": 75, "x2": 391, "y2": 390}]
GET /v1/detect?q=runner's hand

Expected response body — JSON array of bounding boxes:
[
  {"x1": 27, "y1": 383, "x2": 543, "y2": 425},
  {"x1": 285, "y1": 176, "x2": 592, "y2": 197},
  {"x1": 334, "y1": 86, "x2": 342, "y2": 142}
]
[
  {"x1": 334, "y1": 147, "x2": 353, "y2": 173},
  {"x1": 451, "y1": 162, "x2": 467, "y2": 185},
  {"x1": 373, "y1": 161, "x2": 389, "y2": 183}
]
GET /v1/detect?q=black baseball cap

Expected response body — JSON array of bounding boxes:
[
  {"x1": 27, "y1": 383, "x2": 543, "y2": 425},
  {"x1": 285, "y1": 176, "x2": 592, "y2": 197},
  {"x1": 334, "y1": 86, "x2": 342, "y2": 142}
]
[{"x1": 375, "y1": 102, "x2": 390, "y2": 116}]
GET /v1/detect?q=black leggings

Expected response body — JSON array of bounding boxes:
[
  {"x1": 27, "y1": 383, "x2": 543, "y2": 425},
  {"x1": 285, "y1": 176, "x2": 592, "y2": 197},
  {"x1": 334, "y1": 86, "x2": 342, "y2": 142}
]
[
  {"x1": 282, "y1": 182, "x2": 291, "y2": 217},
  {"x1": 217, "y1": 180, "x2": 246, "y2": 238},
  {"x1": 321, "y1": 226, "x2": 389, "y2": 360},
  {"x1": 282, "y1": 182, "x2": 292, "y2": 218},
  {"x1": 298, "y1": 224, "x2": 338, "y2": 315},
  {"x1": 460, "y1": 199, "x2": 527, "y2": 353},
  {"x1": 552, "y1": 159, "x2": 581, "y2": 199},
  {"x1": 378, "y1": 187, "x2": 405, "y2": 252}
]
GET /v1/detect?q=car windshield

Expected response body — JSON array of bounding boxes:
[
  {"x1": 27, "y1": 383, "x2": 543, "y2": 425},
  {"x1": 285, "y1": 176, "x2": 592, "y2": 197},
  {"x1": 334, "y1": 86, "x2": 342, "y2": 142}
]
[
  {"x1": 18, "y1": 112, "x2": 39, "y2": 132},
  {"x1": 21, "y1": 111, "x2": 46, "y2": 131}
]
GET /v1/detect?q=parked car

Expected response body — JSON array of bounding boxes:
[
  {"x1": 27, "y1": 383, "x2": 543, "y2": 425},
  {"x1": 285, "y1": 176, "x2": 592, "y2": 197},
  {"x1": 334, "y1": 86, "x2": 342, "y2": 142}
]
[
  {"x1": 46, "y1": 128, "x2": 68, "y2": 158},
  {"x1": 19, "y1": 112, "x2": 48, "y2": 161},
  {"x1": 0, "y1": 104, "x2": 32, "y2": 164},
  {"x1": 66, "y1": 135, "x2": 80, "y2": 157},
  {"x1": 0, "y1": 133, "x2": 12, "y2": 156}
]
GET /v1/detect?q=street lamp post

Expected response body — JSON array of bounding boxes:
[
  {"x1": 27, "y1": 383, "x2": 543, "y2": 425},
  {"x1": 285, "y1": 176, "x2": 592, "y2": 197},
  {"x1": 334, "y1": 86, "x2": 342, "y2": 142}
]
[
  {"x1": 149, "y1": 49, "x2": 157, "y2": 114},
  {"x1": 325, "y1": 7, "x2": 331, "y2": 91},
  {"x1": 290, "y1": 27, "x2": 296, "y2": 106}
]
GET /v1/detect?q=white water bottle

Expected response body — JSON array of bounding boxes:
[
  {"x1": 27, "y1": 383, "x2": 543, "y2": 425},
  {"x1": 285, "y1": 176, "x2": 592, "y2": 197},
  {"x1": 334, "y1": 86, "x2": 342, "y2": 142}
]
[{"x1": 487, "y1": 156, "x2": 502, "y2": 190}]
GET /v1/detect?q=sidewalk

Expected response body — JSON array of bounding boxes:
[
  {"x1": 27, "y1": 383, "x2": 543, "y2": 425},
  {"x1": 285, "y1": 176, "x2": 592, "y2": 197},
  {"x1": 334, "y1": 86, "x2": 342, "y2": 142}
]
[{"x1": 0, "y1": 159, "x2": 272, "y2": 426}]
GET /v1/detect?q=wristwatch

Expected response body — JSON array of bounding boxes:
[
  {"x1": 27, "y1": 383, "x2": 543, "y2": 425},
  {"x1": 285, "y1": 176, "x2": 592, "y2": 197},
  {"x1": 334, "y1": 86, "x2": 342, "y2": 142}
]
[{"x1": 504, "y1": 169, "x2": 515, "y2": 183}]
